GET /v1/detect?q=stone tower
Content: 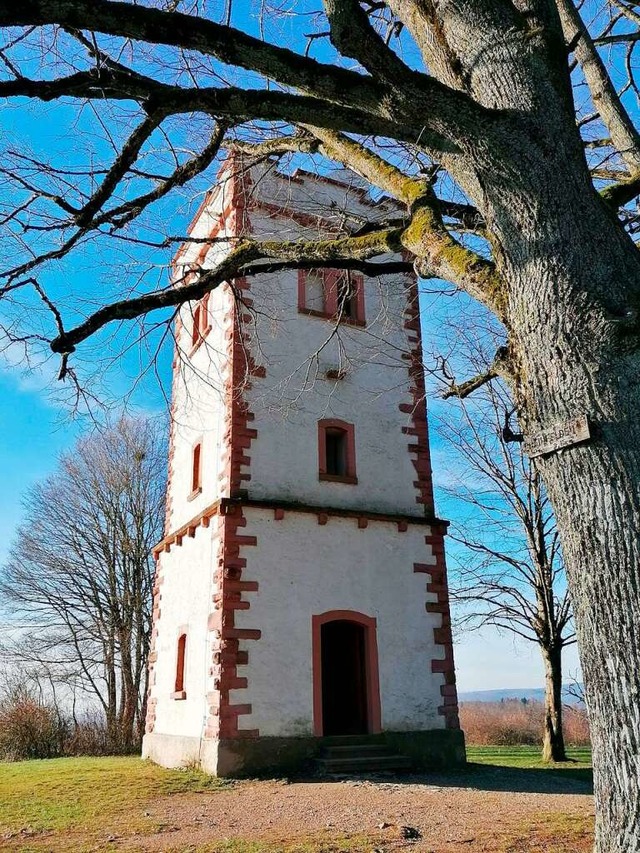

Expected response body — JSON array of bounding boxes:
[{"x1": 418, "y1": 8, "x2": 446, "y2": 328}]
[{"x1": 142, "y1": 157, "x2": 465, "y2": 775}]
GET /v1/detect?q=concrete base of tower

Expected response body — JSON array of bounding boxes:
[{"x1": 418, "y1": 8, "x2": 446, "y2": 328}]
[
  {"x1": 382, "y1": 728, "x2": 466, "y2": 769},
  {"x1": 142, "y1": 732, "x2": 219, "y2": 773},
  {"x1": 142, "y1": 729, "x2": 466, "y2": 777},
  {"x1": 216, "y1": 736, "x2": 320, "y2": 776}
]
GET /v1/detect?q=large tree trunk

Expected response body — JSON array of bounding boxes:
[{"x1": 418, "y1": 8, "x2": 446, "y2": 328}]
[
  {"x1": 118, "y1": 627, "x2": 137, "y2": 751},
  {"x1": 490, "y1": 167, "x2": 640, "y2": 852},
  {"x1": 541, "y1": 644, "x2": 566, "y2": 762},
  {"x1": 534, "y1": 387, "x2": 640, "y2": 852},
  {"x1": 437, "y1": 74, "x2": 640, "y2": 847}
]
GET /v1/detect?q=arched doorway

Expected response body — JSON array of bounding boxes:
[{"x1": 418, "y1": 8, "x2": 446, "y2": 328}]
[
  {"x1": 321, "y1": 620, "x2": 367, "y2": 735},
  {"x1": 312, "y1": 610, "x2": 382, "y2": 737}
]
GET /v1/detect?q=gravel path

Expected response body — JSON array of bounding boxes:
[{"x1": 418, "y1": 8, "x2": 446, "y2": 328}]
[{"x1": 122, "y1": 767, "x2": 594, "y2": 852}]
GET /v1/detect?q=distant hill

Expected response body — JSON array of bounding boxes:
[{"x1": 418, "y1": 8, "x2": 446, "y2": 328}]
[{"x1": 458, "y1": 686, "x2": 584, "y2": 706}]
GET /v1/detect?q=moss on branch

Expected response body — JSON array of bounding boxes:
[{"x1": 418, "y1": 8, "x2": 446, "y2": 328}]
[{"x1": 401, "y1": 198, "x2": 504, "y2": 314}]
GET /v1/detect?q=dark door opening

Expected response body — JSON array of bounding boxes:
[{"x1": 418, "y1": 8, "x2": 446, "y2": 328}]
[{"x1": 321, "y1": 619, "x2": 368, "y2": 736}]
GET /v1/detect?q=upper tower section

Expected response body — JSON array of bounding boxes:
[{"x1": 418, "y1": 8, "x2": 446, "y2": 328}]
[{"x1": 164, "y1": 156, "x2": 435, "y2": 532}]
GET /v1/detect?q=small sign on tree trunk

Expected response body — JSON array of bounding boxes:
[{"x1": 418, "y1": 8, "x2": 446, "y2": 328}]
[{"x1": 525, "y1": 415, "x2": 591, "y2": 458}]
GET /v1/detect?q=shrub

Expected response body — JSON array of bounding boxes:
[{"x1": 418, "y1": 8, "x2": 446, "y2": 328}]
[
  {"x1": 563, "y1": 704, "x2": 591, "y2": 746},
  {"x1": 0, "y1": 693, "x2": 67, "y2": 760},
  {"x1": 64, "y1": 713, "x2": 112, "y2": 756},
  {"x1": 459, "y1": 699, "x2": 591, "y2": 747}
]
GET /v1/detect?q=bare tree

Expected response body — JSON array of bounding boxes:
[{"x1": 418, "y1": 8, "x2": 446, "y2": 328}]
[
  {"x1": 0, "y1": 418, "x2": 166, "y2": 751},
  {"x1": 0, "y1": 0, "x2": 639, "y2": 846},
  {"x1": 443, "y1": 382, "x2": 575, "y2": 761}
]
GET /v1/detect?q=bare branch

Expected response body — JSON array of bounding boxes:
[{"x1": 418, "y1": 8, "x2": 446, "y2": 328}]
[
  {"x1": 557, "y1": 0, "x2": 640, "y2": 173},
  {"x1": 49, "y1": 227, "x2": 405, "y2": 355},
  {"x1": 323, "y1": 0, "x2": 413, "y2": 81},
  {"x1": 441, "y1": 346, "x2": 511, "y2": 398}
]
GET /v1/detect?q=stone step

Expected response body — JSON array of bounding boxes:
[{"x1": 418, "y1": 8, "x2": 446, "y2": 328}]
[
  {"x1": 320, "y1": 734, "x2": 385, "y2": 747},
  {"x1": 323, "y1": 743, "x2": 395, "y2": 759},
  {"x1": 316, "y1": 753, "x2": 413, "y2": 774}
]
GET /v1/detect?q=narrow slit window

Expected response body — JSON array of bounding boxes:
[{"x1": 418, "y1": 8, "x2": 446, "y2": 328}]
[
  {"x1": 325, "y1": 428, "x2": 347, "y2": 476},
  {"x1": 191, "y1": 442, "x2": 202, "y2": 495},
  {"x1": 175, "y1": 634, "x2": 187, "y2": 694},
  {"x1": 201, "y1": 292, "x2": 210, "y2": 333},
  {"x1": 191, "y1": 303, "x2": 202, "y2": 347},
  {"x1": 190, "y1": 294, "x2": 211, "y2": 348}
]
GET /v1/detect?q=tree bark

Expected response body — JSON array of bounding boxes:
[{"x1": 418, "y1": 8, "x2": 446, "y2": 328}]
[
  {"x1": 532, "y1": 377, "x2": 640, "y2": 851},
  {"x1": 118, "y1": 627, "x2": 137, "y2": 751},
  {"x1": 542, "y1": 644, "x2": 567, "y2": 762},
  {"x1": 484, "y1": 152, "x2": 640, "y2": 852},
  {"x1": 429, "y1": 63, "x2": 640, "y2": 845}
]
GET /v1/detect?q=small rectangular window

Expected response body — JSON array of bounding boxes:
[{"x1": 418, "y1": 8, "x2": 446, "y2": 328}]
[
  {"x1": 298, "y1": 269, "x2": 365, "y2": 324},
  {"x1": 318, "y1": 419, "x2": 357, "y2": 484},
  {"x1": 190, "y1": 293, "x2": 211, "y2": 349},
  {"x1": 191, "y1": 303, "x2": 202, "y2": 347}
]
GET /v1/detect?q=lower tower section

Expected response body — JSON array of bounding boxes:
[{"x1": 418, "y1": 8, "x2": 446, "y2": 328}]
[{"x1": 143, "y1": 499, "x2": 465, "y2": 775}]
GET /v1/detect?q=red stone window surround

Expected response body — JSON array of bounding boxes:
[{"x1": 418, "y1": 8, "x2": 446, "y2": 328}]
[
  {"x1": 188, "y1": 440, "x2": 203, "y2": 500},
  {"x1": 318, "y1": 419, "x2": 357, "y2": 485},
  {"x1": 298, "y1": 269, "x2": 365, "y2": 326},
  {"x1": 172, "y1": 631, "x2": 187, "y2": 700},
  {"x1": 189, "y1": 292, "x2": 212, "y2": 354}
]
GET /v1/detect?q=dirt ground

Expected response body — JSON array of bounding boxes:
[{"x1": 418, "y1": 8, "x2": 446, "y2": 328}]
[{"x1": 120, "y1": 765, "x2": 594, "y2": 852}]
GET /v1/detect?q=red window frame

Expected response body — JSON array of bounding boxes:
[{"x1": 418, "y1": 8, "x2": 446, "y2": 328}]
[
  {"x1": 333, "y1": 270, "x2": 365, "y2": 323},
  {"x1": 190, "y1": 292, "x2": 212, "y2": 352},
  {"x1": 312, "y1": 610, "x2": 381, "y2": 736},
  {"x1": 298, "y1": 269, "x2": 365, "y2": 325},
  {"x1": 318, "y1": 418, "x2": 357, "y2": 484}
]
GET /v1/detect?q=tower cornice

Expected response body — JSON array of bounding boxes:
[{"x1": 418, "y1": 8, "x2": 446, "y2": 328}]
[{"x1": 153, "y1": 494, "x2": 449, "y2": 557}]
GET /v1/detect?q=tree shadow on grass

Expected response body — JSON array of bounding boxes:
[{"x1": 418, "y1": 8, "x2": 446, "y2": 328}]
[{"x1": 417, "y1": 761, "x2": 593, "y2": 795}]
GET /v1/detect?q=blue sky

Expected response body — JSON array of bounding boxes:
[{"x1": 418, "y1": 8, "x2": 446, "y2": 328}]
[
  {"x1": 0, "y1": 371, "x2": 81, "y2": 565},
  {"x1": 0, "y1": 7, "x2": 583, "y2": 696}
]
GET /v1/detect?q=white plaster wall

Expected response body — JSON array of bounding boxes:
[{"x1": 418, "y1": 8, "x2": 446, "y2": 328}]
[
  {"x1": 229, "y1": 165, "x2": 421, "y2": 515},
  {"x1": 241, "y1": 215, "x2": 421, "y2": 515},
  {"x1": 167, "y1": 162, "x2": 425, "y2": 523},
  {"x1": 245, "y1": 162, "x2": 399, "y2": 235},
  {"x1": 168, "y1": 181, "x2": 237, "y2": 529},
  {"x1": 151, "y1": 526, "x2": 218, "y2": 738},
  {"x1": 231, "y1": 508, "x2": 445, "y2": 736}
]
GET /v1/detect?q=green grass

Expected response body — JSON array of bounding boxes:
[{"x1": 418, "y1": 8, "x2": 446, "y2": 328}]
[
  {"x1": 466, "y1": 745, "x2": 593, "y2": 784},
  {"x1": 461, "y1": 750, "x2": 594, "y2": 852},
  {"x1": 0, "y1": 755, "x2": 228, "y2": 849},
  {"x1": 0, "y1": 756, "x2": 377, "y2": 853},
  {"x1": 496, "y1": 812, "x2": 594, "y2": 852},
  {"x1": 467, "y1": 744, "x2": 592, "y2": 768}
]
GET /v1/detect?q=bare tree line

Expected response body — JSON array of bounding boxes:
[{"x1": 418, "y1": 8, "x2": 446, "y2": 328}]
[
  {"x1": 440, "y1": 378, "x2": 575, "y2": 761},
  {"x1": 0, "y1": 418, "x2": 165, "y2": 751}
]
